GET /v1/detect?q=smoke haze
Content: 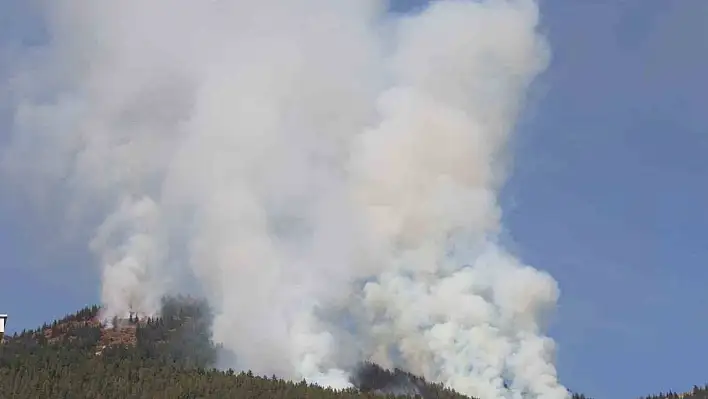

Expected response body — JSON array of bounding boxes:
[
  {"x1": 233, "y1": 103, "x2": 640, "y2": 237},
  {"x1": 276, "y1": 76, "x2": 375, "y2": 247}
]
[{"x1": 0, "y1": 0, "x2": 567, "y2": 398}]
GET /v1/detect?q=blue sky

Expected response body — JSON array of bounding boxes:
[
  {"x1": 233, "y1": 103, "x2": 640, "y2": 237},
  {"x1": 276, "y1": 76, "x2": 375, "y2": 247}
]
[{"x1": 1, "y1": 1, "x2": 707, "y2": 399}]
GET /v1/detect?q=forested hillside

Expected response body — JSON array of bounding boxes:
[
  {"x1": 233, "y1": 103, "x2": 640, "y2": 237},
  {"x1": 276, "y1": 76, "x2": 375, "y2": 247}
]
[
  {"x1": 0, "y1": 297, "x2": 705, "y2": 399},
  {"x1": 639, "y1": 387, "x2": 708, "y2": 399},
  {"x1": 0, "y1": 297, "x2": 466, "y2": 399}
]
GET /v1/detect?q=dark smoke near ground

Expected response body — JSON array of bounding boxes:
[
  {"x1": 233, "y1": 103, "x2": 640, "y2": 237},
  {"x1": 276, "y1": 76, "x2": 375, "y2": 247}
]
[
  {"x1": 351, "y1": 362, "x2": 438, "y2": 398},
  {"x1": 350, "y1": 362, "x2": 514, "y2": 398}
]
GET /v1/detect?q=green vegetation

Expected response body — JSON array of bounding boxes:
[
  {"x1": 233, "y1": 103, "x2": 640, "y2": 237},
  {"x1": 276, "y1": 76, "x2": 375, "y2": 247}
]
[
  {"x1": 0, "y1": 297, "x2": 464, "y2": 399},
  {"x1": 0, "y1": 297, "x2": 705, "y2": 399},
  {"x1": 639, "y1": 386, "x2": 708, "y2": 399}
]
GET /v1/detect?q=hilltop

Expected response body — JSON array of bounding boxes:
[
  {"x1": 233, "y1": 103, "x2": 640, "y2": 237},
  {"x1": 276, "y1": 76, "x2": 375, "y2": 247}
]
[
  {"x1": 0, "y1": 297, "x2": 706, "y2": 399},
  {"x1": 0, "y1": 297, "x2": 467, "y2": 399}
]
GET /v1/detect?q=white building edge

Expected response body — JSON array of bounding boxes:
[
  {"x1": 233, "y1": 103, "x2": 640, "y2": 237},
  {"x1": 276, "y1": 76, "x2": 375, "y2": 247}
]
[{"x1": 0, "y1": 314, "x2": 7, "y2": 342}]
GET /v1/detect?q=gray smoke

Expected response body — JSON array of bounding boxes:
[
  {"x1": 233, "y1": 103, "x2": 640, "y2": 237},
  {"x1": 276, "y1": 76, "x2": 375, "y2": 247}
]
[
  {"x1": 0, "y1": 1, "x2": 567, "y2": 398},
  {"x1": 351, "y1": 362, "x2": 433, "y2": 398}
]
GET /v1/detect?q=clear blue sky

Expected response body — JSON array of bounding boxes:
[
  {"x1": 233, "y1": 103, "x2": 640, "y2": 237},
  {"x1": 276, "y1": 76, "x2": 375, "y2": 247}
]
[{"x1": 2, "y1": 1, "x2": 707, "y2": 399}]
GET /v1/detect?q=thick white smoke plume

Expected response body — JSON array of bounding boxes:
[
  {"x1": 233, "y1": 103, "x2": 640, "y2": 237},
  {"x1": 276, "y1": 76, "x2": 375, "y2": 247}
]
[{"x1": 1, "y1": 0, "x2": 567, "y2": 398}]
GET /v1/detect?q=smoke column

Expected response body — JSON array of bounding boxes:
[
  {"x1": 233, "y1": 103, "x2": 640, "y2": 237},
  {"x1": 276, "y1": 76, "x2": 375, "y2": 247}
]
[{"x1": 0, "y1": 0, "x2": 567, "y2": 398}]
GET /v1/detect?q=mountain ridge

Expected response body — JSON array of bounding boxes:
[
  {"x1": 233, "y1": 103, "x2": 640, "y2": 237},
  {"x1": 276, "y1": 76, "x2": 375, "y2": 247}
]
[{"x1": 0, "y1": 298, "x2": 706, "y2": 399}]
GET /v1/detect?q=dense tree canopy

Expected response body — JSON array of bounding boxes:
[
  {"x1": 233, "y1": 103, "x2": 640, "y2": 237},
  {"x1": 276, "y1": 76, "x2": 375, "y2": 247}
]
[
  {"x1": 0, "y1": 298, "x2": 705, "y2": 399},
  {"x1": 0, "y1": 298, "x2": 465, "y2": 399}
]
